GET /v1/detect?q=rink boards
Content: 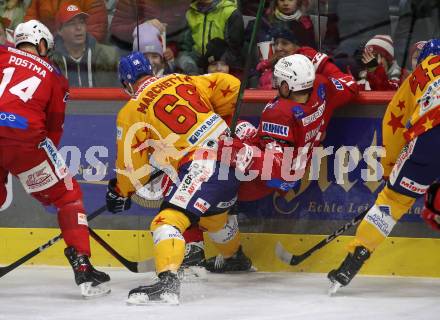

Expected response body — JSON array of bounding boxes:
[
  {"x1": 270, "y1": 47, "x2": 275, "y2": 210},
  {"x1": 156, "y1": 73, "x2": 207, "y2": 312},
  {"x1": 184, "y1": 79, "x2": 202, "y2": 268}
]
[{"x1": 1, "y1": 94, "x2": 439, "y2": 276}]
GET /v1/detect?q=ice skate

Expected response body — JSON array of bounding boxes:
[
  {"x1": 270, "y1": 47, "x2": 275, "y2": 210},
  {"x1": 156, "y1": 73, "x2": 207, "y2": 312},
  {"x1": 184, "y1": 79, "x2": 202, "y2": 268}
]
[
  {"x1": 178, "y1": 241, "x2": 207, "y2": 281},
  {"x1": 127, "y1": 271, "x2": 180, "y2": 305},
  {"x1": 327, "y1": 246, "x2": 370, "y2": 295},
  {"x1": 205, "y1": 246, "x2": 254, "y2": 273},
  {"x1": 64, "y1": 247, "x2": 111, "y2": 298}
]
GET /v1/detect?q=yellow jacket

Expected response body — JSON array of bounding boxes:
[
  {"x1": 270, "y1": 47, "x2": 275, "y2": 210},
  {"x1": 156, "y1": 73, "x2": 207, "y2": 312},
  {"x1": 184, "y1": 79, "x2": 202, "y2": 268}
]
[
  {"x1": 381, "y1": 55, "x2": 440, "y2": 177},
  {"x1": 115, "y1": 73, "x2": 240, "y2": 196}
]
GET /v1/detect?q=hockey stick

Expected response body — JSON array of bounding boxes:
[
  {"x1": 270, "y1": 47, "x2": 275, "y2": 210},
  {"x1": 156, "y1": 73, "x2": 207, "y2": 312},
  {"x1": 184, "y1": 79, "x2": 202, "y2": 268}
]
[
  {"x1": 85, "y1": 168, "x2": 164, "y2": 273},
  {"x1": 0, "y1": 205, "x2": 107, "y2": 278},
  {"x1": 275, "y1": 209, "x2": 368, "y2": 266},
  {"x1": 229, "y1": 0, "x2": 266, "y2": 135},
  {"x1": 0, "y1": 170, "x2": 163, "y2": 278},
  {"x1": 88, "y1": 228, "x2": 155, "y2": 273}
]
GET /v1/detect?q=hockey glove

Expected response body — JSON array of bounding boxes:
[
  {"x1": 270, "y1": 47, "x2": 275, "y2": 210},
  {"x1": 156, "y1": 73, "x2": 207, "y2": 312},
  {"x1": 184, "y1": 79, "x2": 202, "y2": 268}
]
[
  {"x1": 422, "y1": 182, "x2": 440, "y2": 231},
  {"x1": 106, "y1": 178, "x2": 131, "y2": 213},
  {"x1": 297, "y1": 47, "x2": 329, "y2": 73},
  {"x1": 217, "y1": 137, "x2": 255, "y2": 173},
  {"x1": 235, "y1": 120, "x2": 258, "y2": 142}
]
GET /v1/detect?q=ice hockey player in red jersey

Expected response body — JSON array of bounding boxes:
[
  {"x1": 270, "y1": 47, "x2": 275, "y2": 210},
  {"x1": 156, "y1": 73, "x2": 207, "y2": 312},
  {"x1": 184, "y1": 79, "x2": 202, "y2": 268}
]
[
  {"x1": 0, "y1": 20, "x2": 110, "y2": 298},
  {"x1": 201, "y1": 50, "x2": 359, "y2": 271},
  {"x1": 234, "y1": 51, "x2": 359, "y2": 202}
]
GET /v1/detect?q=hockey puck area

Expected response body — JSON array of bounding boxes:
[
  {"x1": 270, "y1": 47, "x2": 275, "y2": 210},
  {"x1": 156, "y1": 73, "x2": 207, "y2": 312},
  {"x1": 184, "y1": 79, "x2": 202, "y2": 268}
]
[{"x1": 1, "y1": 266, "x2": 440, "y2": 319}]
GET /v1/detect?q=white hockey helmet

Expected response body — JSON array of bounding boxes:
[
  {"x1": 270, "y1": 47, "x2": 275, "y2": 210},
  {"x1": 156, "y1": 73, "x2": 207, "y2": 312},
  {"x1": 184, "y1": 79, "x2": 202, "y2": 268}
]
[
  {"x1": 14, "y1": 20, "x2": 54, "y2": 51},
  {"x1": 273, "y1": 54, "x2": 315, "y2": 92}
]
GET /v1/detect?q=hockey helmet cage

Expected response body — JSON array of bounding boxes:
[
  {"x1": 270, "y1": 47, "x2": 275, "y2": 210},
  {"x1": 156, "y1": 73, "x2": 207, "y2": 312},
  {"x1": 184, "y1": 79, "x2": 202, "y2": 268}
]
[
  {"x1": 417, "y1": 38, "x2": 440, "y2": 64},
  {"x1": 273, "y1": 54, "x2": 315, "y2": 92},
  {"x1": 14, "y1": 20, "x2": 54, "y2": 50},
  {"x1": 118, "y1": 51, "x2": 154, "y2": 85}
]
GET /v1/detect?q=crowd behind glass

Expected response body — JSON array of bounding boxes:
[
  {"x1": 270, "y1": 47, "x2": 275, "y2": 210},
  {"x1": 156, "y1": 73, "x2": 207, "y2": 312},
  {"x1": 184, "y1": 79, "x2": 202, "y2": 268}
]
[{"x1": 0, "y1": 0, "x2": 438, "y2": 90}]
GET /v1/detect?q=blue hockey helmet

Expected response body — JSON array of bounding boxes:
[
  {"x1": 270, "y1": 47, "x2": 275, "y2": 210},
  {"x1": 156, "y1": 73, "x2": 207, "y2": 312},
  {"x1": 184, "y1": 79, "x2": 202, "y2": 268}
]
[
  {"x1": 118, "y1": 51, "x2": 153, "y2": 85},
  {"x1": 417, "y1": 39, "x2": 440, "y2": 64}
]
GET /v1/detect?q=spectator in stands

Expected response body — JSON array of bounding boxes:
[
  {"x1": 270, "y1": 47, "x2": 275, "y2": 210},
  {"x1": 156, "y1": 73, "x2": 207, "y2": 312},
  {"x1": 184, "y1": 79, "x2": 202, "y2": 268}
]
[
  {"x1": 246, "y1": 0, "x2": 315, "y2": 48},
  {"x1": 357, "y1": 35, "x2": 404, "y2": 91},
  {"x1": 110, "y1": 0, "x2": 190, "y2": 52},
  {"x1": 25, "y1": 0, "x2": 108, "y2": 42},
  {"x1": 133, "y1": 22, "x2": 175, "y2": 76},
  {"x1": 200, "y1": 38, "x2": 231, "y2": 74},
  {"x1": 176, "y1": 0, "x2": 244, "y2": 75},
  {"x1": 0, "y1": 0, "x2": 27, "y2": 30},
  {"x1": 254, "y1": 27, "x2": 301, "y2": 89},
  {"x1": 51, "y1": 3, "x2": 119, "y2": 87},
  {"x1": 268, "y1": 0, "x2": 315, "y2": 48},
  {"x1": 244, "y1": 0, "x2": 315, "y2": 88}
]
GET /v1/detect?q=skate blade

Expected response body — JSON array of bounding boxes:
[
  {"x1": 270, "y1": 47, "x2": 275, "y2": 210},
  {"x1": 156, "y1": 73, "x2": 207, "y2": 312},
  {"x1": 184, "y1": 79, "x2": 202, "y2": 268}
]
[
  {"x1": 228, "y1": 265, "x2": 258, "y2": 273},
  {"x1": 80, "y1": 282, "x2": 111, "y2": 298},
  {"x1": 207, "y1": 265, "x2": 258, "y2": 274},
  {"x1": 126, "y1": 293, "x2": 179, "y2": 306},
  {"x1": 328, "y1": 280, "x2": 342, "y2": 296}
]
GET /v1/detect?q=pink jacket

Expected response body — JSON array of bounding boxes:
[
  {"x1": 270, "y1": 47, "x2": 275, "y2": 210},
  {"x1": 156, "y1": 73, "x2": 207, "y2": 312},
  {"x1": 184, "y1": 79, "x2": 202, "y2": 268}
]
[{"x1": 256, "y1": 59, "x2": 273, "y2": 89}]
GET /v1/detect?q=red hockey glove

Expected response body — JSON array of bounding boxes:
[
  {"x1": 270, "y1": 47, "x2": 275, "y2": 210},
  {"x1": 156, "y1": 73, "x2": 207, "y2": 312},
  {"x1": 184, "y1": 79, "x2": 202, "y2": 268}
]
[
  {"x1": 422, "y1": 183, "x2": 440, "y2": 231},
  {"x1": 234, "y1": 120, "x2": 257, "y2": 142},
  {"x1": 217, "y1": 137, "x2": 255, "y2": 173},
  {"x1": 297, "y1": 47, "x2": 329, "y2": 73}
]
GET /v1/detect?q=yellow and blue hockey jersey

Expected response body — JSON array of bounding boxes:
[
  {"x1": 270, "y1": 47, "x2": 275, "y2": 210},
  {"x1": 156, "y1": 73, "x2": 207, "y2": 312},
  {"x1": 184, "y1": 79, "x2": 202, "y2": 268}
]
[
  {"x1": 381, "y1": 55, "x2": 440, "y2": 177},
  {"x1": 115, "y1": 73, "x2": 240, "y2": 196}
]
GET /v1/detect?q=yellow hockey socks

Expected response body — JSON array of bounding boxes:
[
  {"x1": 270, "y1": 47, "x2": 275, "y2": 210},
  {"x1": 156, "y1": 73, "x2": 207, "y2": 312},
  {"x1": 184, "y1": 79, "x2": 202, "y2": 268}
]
[
  {"x1": 150, "y1": 208, "x2": 191, "y2": 273},
  {"x1": 348, "y1": 186, "x2": 416, "y2": 252},
  {"x1": 199, "y1": 212, "x2": 240, "y2": 258}
]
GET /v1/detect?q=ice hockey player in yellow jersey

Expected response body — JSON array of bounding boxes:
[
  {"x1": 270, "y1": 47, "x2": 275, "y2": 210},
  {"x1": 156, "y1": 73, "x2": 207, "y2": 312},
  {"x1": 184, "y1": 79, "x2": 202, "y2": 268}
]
[
  {"x1": 328, "y1": 39, "x2": 440, "y2": 294},
  {"x1": 105, "y1": 52, "x2": 252, "y2": 304}
]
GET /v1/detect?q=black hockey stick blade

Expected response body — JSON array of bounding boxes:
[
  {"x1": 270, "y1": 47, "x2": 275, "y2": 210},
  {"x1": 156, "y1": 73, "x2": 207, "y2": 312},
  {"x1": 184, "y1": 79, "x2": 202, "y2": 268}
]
[
  {"x1": 0, "y1": 205, "x2": 107, "y2": 278},
  {"x1": 88, "y1": 228, "x2": 154, "y2": 273},
  {"x1": 275, "y1": 241, "x2": 312, "y2": 266},
  {"x1": 275, "y1": 210, "x2": 369, "y2": 266}
]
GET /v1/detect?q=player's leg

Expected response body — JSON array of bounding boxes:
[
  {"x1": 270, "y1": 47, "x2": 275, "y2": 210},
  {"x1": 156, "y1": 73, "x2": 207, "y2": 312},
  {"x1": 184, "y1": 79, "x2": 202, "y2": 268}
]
[
  {"x1": 329, "y1": 127, "x2": 440, "y2": 290},
  {"x1": 135, "y1": 171, "x2": 207, "y2": 268},
  {"x1": 171, "y1": 159, "x2": 249, "y2": 272},
  {"x1": 127, "y1": 206, "x2": 191, "y2": 305},
  {"x1": 127, "y1": 159, "x2": 248, "y2": 304},
  {"x1": 6, "y1": 143, "x2": 110, "y2": 297},
  {"x1": 200, "y1": 212, "x2": 252, "y2": 273},
  {"x1": 181, "y1": 225, "x2": 206, "y2": 268}
]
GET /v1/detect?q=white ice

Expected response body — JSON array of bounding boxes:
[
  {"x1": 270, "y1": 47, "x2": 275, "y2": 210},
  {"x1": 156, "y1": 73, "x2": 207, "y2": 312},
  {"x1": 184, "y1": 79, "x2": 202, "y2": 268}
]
[{"x1": 1, "y1": 266, "x2": 440, "y2": 320}]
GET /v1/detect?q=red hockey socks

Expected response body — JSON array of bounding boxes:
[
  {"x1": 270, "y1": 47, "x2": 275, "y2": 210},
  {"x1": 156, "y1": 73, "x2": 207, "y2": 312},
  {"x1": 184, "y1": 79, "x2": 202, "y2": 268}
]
[
  {"x1": 57, "y1": 200, "x2": 91, "y2": 256},
  {"x1": 182, "y1": 225, "x2": 204, "y2": 243}
]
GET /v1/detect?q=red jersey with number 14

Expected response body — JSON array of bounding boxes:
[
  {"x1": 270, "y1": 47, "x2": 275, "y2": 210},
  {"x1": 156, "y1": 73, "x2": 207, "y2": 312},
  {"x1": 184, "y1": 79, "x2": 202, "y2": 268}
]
[{"x1": 0, "y1": 45, "x2": 69, "y2": 147}]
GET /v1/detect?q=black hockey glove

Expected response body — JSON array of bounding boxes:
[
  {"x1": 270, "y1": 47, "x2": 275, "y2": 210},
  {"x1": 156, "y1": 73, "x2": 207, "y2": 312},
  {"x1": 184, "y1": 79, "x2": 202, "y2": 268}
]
[{"x1": 106, "y1": 178, "x2": 131, "y2": 213}]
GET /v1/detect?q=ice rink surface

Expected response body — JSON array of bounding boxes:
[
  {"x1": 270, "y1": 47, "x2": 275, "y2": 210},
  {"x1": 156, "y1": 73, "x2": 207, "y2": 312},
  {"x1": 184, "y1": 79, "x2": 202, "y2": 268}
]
[{"x1": 1, "y1": 266, "x2": 440, "y2": 320}]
